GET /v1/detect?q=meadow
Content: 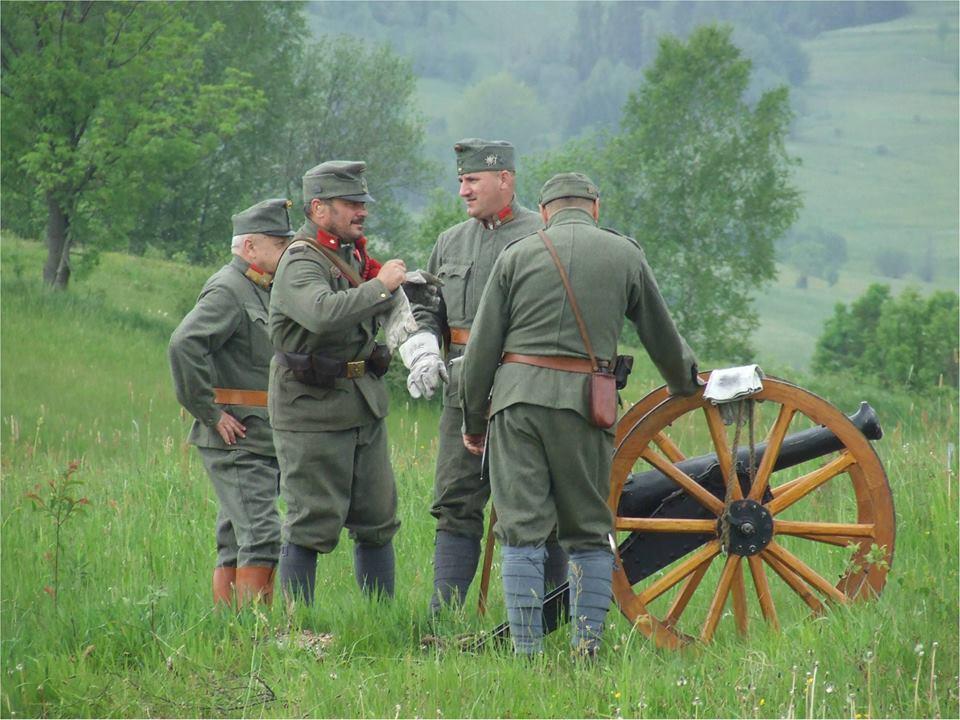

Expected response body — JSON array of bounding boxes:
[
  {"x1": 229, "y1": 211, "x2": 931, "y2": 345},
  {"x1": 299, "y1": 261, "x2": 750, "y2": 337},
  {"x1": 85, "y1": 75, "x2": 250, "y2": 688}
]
[{"x1": 1, "y1": 234, "x2": 957, "y2": 718}]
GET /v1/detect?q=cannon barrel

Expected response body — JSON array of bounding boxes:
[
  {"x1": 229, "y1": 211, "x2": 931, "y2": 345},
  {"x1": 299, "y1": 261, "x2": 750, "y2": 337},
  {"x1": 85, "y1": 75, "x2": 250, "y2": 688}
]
[
  {"x1": 618, "y1": 401, "x2": 881, "y2": 519},
  {"x1": 479, "y1": 401, "x2": 882, "y2": 647}
]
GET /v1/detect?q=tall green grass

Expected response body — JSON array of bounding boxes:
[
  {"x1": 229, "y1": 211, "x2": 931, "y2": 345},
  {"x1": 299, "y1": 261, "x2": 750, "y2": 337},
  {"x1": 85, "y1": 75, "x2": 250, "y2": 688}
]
[{"x1": 2, "y1": 236, "x2": 957, "y2": 718}]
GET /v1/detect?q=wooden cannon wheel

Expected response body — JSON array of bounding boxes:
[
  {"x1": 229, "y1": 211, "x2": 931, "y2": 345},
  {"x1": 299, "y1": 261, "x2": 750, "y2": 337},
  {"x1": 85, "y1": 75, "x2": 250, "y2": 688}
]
[{"x1": 609, "y1": 376, "x2": 896, "y2": 649}]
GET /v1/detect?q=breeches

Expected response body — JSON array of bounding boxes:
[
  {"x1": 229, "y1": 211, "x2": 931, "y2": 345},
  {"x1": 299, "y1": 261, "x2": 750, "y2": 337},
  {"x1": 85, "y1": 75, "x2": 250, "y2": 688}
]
[
  {"x1": 430, "y1": 404, "x2": 489, "y2": 538},
  {"x1": 198, "y1": 447, "x2": 281, "y2": 567},
  {"x1": 274, "y1": 420, "x2": 400, "y2": 553},
  {"x1": 488, "y1": 404, "x2": 613, "y2": 552}
]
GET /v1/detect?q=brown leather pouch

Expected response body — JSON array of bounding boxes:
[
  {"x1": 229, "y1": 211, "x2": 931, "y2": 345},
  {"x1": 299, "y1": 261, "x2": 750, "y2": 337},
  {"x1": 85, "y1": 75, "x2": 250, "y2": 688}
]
[{"x1": 589, "y1": 370, "x2": 618, "y2": 429}]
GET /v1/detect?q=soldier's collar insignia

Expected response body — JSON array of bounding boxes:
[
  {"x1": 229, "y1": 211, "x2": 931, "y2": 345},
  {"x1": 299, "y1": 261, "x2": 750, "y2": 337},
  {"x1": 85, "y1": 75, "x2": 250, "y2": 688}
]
[
  {"x1": 244, "y1": 264, "x2": 273, "y2": 290},
  {"x1": 477, "y1": 204, "x2": 515, "y2": 230},
  {"x1": 315, "y1": 227, "x2": 341, "y2": 250}
]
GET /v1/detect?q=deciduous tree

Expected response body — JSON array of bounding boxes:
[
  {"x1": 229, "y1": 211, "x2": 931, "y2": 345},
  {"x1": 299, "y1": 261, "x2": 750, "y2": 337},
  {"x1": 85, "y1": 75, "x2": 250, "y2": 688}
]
[{"x1": 1, "y1": 2, "x2": 260, "y2": 287}]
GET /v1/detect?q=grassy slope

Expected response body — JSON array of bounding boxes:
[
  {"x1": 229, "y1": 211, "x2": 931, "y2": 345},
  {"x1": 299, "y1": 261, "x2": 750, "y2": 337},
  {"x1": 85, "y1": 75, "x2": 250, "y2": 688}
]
[
  {"x1": 2, "y1": 236, "x2": 957, "y2": 717},
  {"x1": 753, "y1": 1, "x2": 959, "y2": 370}
]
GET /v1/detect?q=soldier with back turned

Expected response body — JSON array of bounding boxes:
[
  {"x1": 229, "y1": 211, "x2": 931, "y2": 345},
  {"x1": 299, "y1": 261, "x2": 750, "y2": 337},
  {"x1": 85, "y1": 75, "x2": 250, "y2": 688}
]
[{"x1": 459, "y1": 173, "x2": 701, "y2": 657}]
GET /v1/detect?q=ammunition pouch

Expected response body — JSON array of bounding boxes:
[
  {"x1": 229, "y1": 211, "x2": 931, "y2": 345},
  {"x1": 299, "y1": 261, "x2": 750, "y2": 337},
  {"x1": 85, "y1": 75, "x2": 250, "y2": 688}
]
[
  {"x1": 274, "y1": 345, "x2": 392, "y2": 388},
  {"x1": 366, "y1": 344, "x2": 392, "y2": 378},
  {"x1": 613, "y1": 354, "x2": 634, "y2": 391}
]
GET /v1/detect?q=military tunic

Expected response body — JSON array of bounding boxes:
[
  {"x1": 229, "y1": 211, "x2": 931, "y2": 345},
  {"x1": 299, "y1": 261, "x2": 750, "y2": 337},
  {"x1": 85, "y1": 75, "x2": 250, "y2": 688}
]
[
  {"x1": 168, "y1": 255, "x2": 281, "y2": 567},
  {"x1": 268, "y1": 219, "x2": 400, "y2": 553},
  {"x1": 459, "y1": 207, "x2": 699, "y2": 550},
  {"x1": 411, "y1": 197, "x2": 542, "y2": 538}
]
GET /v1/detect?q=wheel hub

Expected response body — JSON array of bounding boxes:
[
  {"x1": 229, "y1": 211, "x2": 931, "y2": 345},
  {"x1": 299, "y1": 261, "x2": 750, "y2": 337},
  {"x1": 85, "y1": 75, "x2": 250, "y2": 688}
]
[{"x1": 719, "y1": 499, "x2": 773, "y2": 556}]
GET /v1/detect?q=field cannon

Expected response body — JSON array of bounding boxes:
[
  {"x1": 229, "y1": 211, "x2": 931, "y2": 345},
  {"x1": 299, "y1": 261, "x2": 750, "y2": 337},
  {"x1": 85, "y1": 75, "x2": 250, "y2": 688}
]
[{"x1": 482, "y1": 375, "x2": 895, "y2": 649}]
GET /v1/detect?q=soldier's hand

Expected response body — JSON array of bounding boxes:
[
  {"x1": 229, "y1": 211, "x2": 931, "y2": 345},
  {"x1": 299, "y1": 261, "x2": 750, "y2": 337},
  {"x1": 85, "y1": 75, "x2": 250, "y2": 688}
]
[
  {"x1": 215, "y1": 411, "x2": 246, "y2": 445},
  {"x1": 462, "y1": 433, "x2": 485, "y2": 456},
  {"x1": 376, "y1": 259, "x2": 407, "y2": 292}
]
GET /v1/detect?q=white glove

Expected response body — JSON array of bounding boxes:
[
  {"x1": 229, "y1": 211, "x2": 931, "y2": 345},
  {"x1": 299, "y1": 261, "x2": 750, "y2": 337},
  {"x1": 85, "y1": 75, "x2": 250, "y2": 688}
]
[
  {"x1": 399, "y1": 331, "x2": 448, "y2": 399},
  {"x1": 380, "y1": 290, "x2": 420, "y2": 353}
]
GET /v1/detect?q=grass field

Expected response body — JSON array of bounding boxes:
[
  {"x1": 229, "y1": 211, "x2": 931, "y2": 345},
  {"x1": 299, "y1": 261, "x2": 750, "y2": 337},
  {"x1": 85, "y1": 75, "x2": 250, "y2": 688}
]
[{"x1": 2, "y1": 235, "x2": 957, "y2": 718}]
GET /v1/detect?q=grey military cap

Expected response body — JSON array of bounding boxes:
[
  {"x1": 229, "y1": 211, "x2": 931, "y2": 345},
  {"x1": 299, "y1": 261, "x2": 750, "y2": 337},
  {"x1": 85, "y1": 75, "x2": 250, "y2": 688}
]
[
  {"x1": 231, "y1": 198, "x2": 295, "y2": 238},
  {"x1": 538, "y1": 172, "x2": 600, "y2": 206},
  {"x1": 302, "y1": 160, "x2": 375, "y2": 204},
  {"x1": 454, "y1": 138, "x2": 515, "y2": 175}
]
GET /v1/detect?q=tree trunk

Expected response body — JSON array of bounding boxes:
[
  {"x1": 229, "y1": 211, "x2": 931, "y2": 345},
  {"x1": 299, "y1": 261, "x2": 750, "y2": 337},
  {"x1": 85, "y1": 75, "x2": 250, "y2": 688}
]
[{"x1": 42, "y1": 193, "x2": 72, "y2": 289}]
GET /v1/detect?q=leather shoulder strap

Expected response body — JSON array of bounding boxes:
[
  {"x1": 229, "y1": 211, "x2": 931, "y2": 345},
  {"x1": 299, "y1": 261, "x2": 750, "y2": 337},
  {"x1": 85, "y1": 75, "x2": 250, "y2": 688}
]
[
  {"x1": 537, "y1": 229, "x2": 599, "y2": 372},
  {"x1": 287, "y1": 239, "x2": 363, "y2": 288}
]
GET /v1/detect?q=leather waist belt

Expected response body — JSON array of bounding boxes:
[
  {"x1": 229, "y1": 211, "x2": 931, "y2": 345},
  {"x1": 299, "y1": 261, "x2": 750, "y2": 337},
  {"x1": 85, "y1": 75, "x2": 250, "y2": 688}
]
[
  {"x1": 449, "y1": 327, "x2": 470, "y2": 346},
  {"x1": 273, "y1": 351, "x2": 370, "y2": 379},
  {"x1": 501, "y1": 353, "x2": 596, "y2": 374},
  {"x1": 213, "y1": 388, "x2": 269, "y2": 407}
]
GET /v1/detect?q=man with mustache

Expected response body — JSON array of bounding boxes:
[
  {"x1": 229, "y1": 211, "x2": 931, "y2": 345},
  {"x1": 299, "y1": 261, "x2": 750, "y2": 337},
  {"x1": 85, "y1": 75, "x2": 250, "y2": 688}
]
[{"x1": 269, "y1": 161, "x2": 406, "y2": 605}]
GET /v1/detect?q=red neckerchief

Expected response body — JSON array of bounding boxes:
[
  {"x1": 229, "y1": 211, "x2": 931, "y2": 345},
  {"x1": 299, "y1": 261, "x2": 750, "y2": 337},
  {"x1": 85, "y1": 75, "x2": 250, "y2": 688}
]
[{"x1": 315, "y1": 228, "x2": 382, "y2": 281}]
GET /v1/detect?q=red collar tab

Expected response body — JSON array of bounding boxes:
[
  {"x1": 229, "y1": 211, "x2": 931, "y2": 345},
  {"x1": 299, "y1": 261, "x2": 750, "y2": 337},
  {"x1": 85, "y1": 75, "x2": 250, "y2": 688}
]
[
  {"x1": 244, "y1": 265, "x2": 273, "y2": 290},
  {"x1": 480, "y1": 204, "x2": 515, "y2": 229},
  {"x1": 315, "y1": 227, "x2": 341, "y2": 250}
]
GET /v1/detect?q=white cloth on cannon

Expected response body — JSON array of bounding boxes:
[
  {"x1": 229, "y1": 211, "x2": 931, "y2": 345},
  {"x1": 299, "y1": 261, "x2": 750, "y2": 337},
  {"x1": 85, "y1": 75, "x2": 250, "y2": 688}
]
[{"x1": 703, "y1": 364, "x2": 765, "y2": 425}]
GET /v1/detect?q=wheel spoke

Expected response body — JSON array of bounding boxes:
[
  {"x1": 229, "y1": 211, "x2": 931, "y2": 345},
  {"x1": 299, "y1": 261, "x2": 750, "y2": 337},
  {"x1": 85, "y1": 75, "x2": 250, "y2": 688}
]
[
  {"x1": 615, "y1": 517, "x2": 717, "y2": 533},
  {"x1": 700, "y1": 554, "x2": 739, "y2": 643},
  {"x1": 653, "y1": 431, "x2": 686, "y2": 463},
  {"x1": 640, "y1": 447, "x2": 725, "y2": 516},
  {"x1": 748, "y1": 404, "x2": 796, "y2": 501},
  {"x1": 731, "y1": 560, "x2": 749, "y2": 636},
  {"x1": 765, "y1": 541, "x2": 849, "y2": 605},
  {"x1": 663, "y1": 561, "x2": 710, "y2": 627},
  {"x1": 796, "y1": 534, "x2": 867, "y2": 547},
  {"x1": 638, "y1": 541, "x2": 722, "y2": 605},
  {"x1": 703, "y1": 404, "x2": 743, "y2": 501},
  {"x1": 747, "y1": 555, "x2": 780, "y2": 630},
  {"x1": 766, "y1": 452, "x2": 856, "y2": 516},
  {"x1": 775, "y1": 520, "x2": 875, "y2": 538},
  {"x1": 761, "y1": 548, "x2": 825, "y2": 615}
]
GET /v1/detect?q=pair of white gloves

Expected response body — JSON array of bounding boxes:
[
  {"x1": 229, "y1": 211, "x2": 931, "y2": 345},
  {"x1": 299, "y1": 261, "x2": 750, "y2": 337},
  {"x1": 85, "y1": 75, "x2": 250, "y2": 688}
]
[{"x1": 399, "y1": 331, "x2": 448, "y2": 399}]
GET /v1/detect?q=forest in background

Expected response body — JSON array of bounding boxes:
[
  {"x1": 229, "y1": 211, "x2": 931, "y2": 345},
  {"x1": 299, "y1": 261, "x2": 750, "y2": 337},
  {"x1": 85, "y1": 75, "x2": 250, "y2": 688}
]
[{"x1": 2, "y1": 1, "x2": 956, "y2": 368}]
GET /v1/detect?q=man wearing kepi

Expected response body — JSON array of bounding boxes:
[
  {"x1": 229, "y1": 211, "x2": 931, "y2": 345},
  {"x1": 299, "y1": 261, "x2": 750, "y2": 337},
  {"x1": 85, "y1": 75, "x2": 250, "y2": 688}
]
[
  {"x1": 402, "y1": 138, "x2": 567, "y2": 614},
  {"x1": 169, "y1": 198, "x2": 295, "y2": 608},
  {"x1": 459, "y1": 173, "x2": 700, "y2": 657},
  {"x1": 269, "y1": 160, "x2": 405, "y2": 604}
]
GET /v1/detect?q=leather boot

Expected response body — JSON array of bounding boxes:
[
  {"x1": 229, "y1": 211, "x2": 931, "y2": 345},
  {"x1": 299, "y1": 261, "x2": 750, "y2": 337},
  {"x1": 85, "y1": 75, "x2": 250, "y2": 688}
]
[
  {"x1": 236, "y1": 565, "x2": 276, "y2": 606},
  {"x1": 213, "y1": 566, "x2": 236, "y2": 608}
]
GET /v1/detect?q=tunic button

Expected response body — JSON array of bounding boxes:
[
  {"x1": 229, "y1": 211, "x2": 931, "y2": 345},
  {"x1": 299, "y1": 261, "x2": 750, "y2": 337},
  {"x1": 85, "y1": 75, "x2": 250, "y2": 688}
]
[{"x1": 380, "y1": 292, "x2": 388, "y2": 299}]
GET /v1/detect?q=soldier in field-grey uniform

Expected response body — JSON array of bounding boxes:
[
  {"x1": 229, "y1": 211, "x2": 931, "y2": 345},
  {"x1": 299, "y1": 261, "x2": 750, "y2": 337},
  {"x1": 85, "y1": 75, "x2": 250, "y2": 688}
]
[
  {"x1": 460, "y1": 173, "x2": 700, "y2": 657},
  {"x1": 402, "y1": 139, "x2": 568, "y2": 614},
  {"x1": 168, "y1": 198, "x2": 295, "y2": 608},
  {"x1": 269, "y1": 161, "x2": 406, "y2": 605}
]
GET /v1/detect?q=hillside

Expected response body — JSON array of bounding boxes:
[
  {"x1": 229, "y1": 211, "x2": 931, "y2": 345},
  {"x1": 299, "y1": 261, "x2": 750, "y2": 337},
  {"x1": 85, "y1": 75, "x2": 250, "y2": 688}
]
[{"x1": 732, "y1": 2, "x2": 958, "y2": 369}]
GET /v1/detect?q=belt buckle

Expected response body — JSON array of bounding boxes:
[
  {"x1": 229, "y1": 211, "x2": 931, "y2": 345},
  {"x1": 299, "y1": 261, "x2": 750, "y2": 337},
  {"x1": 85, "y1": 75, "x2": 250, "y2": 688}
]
[{"x1": 345, "y1": 360, "x2": 366, "y2": 379}]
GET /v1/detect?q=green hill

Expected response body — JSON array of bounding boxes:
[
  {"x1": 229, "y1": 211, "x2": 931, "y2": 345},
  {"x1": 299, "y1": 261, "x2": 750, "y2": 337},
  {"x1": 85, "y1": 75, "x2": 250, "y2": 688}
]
[{"x1": 754, "y1": 2, "x2": 958, "y2": 369}]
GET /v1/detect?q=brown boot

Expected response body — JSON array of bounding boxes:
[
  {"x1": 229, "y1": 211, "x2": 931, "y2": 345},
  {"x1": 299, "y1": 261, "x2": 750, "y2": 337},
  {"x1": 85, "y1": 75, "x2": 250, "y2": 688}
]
[
  {"x1": 213, "y1": 566, "x2": 237, "y2": 608},
  {"x1": 236, "y1": 565, "x2": 276, "y2": 606}
]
